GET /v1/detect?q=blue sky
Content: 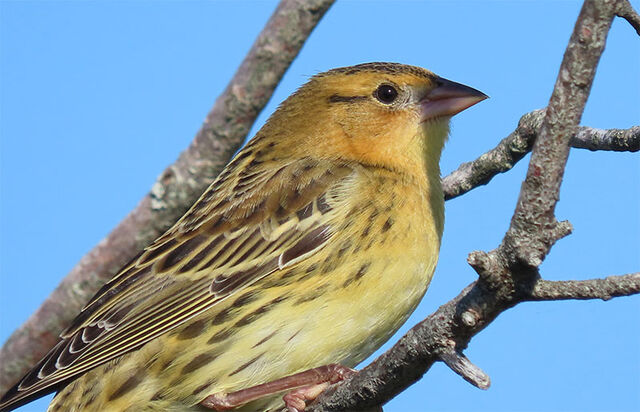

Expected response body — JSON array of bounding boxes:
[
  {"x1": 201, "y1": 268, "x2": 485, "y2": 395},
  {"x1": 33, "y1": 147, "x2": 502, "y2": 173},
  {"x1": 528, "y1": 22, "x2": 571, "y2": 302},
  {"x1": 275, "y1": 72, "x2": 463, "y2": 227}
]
[{"x1": 1, "y1": 1, "x2": 638, "y2": 411}]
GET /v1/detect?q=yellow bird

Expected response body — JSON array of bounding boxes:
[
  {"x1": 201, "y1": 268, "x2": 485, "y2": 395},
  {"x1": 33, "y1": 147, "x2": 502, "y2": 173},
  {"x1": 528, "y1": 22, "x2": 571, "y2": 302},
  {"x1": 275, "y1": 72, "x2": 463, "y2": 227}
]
[{"x1": 0, "y1": 62, "x2": 486, "y2": 412}]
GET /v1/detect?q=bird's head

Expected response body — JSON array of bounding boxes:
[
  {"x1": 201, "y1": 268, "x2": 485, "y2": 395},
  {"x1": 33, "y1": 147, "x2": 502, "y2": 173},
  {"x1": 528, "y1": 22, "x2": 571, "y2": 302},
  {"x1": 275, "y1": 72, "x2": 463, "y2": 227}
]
[{"x1": 259, "y1": 62, "x2": 487, "y2": 179}]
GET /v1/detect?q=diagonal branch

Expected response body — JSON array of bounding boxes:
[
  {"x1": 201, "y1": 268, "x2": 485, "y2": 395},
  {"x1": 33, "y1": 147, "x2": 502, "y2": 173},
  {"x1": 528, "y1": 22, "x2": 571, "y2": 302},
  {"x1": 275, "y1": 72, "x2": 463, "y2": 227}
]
[
  {"x1": 442, "y1": 110, "x2": 542, "y2": 201},
  {"x1": 0, "y1": 0, "x2": 335, "y2": 396},
  {"x1": 442, "y1": 108, "x2": 638, "y2": 201},
  {"x1": 617, "y1": 0, "x2": 640, "y2": 35},
  {"x1": 487, "y1": 0, "x2": 615, "y2": 270}
]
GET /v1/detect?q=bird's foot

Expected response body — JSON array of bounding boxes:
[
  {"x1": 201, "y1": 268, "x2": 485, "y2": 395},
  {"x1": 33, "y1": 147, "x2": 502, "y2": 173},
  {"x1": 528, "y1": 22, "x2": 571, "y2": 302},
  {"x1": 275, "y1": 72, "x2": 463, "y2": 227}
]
[
  {"x1": 283, "y1": 364, "x2": 355, "y2": 412},
  {"x1": 200, "y1": 364, "x2": 355, "y2": 411}
]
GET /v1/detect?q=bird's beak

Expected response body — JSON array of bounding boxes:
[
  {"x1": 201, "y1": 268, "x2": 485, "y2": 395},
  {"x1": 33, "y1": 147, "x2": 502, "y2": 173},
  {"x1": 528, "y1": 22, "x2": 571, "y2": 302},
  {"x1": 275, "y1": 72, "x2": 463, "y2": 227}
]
[{"x1": 420, "y1": 77, "x2": 488, "y2": 122}]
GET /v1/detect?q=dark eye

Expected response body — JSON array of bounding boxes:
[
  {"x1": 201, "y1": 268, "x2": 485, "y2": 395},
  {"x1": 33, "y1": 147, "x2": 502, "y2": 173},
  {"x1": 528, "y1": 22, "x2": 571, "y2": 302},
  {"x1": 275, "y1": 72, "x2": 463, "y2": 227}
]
[{"x1": 374, "y1": 84, "x2": 398, "y2": 104}]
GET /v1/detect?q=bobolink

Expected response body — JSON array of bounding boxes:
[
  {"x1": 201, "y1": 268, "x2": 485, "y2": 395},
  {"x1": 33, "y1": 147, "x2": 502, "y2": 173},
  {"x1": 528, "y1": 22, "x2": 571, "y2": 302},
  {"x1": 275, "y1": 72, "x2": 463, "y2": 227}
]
[{"x1": 0, "y1": 62, "x2": 486, "y2": 412}]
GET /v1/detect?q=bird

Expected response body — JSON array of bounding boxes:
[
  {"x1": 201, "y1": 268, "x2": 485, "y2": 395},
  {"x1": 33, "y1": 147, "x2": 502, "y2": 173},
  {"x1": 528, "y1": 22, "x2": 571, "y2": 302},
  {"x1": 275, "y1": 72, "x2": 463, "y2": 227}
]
[{"x1": 0, "y1": 62, "x2": 486, "y2": 412}]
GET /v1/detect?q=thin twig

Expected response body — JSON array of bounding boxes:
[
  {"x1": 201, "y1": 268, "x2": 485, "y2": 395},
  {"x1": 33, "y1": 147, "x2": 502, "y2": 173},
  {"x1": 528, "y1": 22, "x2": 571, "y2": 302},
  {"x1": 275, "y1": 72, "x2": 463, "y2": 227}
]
[
  {"x1": 0, "y1": 0, "x2": 335, "y2": 396},
  {"x1": 527, "y1": 273, "x2": 640, "y2": 301}
]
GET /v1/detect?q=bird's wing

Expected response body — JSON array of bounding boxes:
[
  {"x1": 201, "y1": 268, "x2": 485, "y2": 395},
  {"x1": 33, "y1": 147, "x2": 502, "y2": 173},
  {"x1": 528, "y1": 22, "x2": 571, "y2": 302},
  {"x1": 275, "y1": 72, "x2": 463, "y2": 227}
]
[{"x1": 0, "y1": 155, "x2": 355, "y2": 411}]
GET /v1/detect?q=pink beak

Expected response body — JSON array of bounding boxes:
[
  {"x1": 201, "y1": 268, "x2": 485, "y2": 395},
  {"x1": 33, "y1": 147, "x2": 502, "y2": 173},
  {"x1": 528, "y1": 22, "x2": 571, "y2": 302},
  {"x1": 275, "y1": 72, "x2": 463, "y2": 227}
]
[{"x1": 420, "y1": 77, "x2": 488, "y2": 121}]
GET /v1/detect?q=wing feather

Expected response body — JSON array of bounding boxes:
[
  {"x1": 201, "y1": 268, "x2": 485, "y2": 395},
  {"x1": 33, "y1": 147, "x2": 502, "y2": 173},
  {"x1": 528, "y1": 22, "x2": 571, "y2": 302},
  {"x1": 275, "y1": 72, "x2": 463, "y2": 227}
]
[{"x1": 0, "y1": 156, "x2": 355, "y2": 411}]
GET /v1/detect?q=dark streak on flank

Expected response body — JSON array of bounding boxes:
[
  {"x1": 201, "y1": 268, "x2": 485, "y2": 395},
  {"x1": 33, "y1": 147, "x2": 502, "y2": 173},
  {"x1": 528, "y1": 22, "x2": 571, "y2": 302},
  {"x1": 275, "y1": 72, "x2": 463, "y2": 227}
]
[
  {"x1": 176, "y1": 318, "x2": 207, "y2": 340},
  {"x1": 181, "y1": 352, "x2": 220, "y2": 375},
  {"x1": 281, "y1": 269, "x2": 297, "y2": 279},
  {"x1": 337, "y1": 240, "x2": 352, "y2": 259},
  {"x1": 293, "y1": 284, "x2": 329, "y2": 306},
  {"x1": 228, "y1": 353, "x2": 266, "y2": 377},
  {"x1": 191, "y1": 379, "x2": 218, "y2": 396},
  {"x1": 207, "y1": 328, "x2": 235, "y2": 345},
  {"x1": 365, "y1": 237, "x2": 376, "y2": 251},
  {"x1": 297, "y1": 262, "x2": 319, "y2": 281},
  {"x1": 261, "y1": 276, "x2": 290, "y2": 289},
  {"x1": 160, "y1": 358, "x2": 175, "y2": 371},
  {"x1": 355, "y1": 262, "x2": 371, "y2": 280},
  {"x1": 328, "y1": 94, "x2": 367, "y2": 104},
  {"x1": 381, "y1": 217, "x2": 394, "y2": 233},
  {"x1": 288, "y1": 328, "x2": 303, "y2": 342},
  {"x1": 107, "y1": 369, "x2": 146, "y2": 401},
  {"x1": 343, "y1": 276, "x2": 355, "y2": 288},
  {"x1": 231, "y1": 291, "x2": 261, "y2": 308},
  {"x1": 234, "y1": 295, "x2": 288, "y2": 328},
  {"x1": 321, "y1": 253, "x2": 339, "y2": 273},
  {"x1": 210, "y1": 306, "x2": 235, "y2": 326},
  {"x1": 369, "y1": 207, "x2": 380, "y2": 222},
  {"x1": 344, "y1": 262, "x2": 372, "y2": 288},
  {"x1": 252, "y1": 330, "x2": 278, "y2": 348}
]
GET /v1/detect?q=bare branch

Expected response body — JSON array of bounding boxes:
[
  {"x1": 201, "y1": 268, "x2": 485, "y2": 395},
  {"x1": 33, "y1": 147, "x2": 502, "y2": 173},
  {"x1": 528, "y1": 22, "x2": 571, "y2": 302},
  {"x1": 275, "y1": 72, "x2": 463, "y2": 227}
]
[
  {"x1": 527, "y1": 273, "x2": 640, "y2": 301},
  {"x1": 442, "y1": 108, "x2": 638, "y2": 200},
  {"x1": 571, "y1": 125, "x2": 640, "y2": 151},
  {"x1": 617, "y1": 0, "x2": 640, "y2": 35},
  {"x1": 439, "y1": 349, "x2": 491, "y2": 390},
  {"x1": 442, "y1": 110, "x2": 542, "y2": 200},
  {"x1": 0, "y1": 0, "x2": 335, "y2": 396},
  {"x1": 499, "y1": 0, "x2": 615, "y2": 268}
]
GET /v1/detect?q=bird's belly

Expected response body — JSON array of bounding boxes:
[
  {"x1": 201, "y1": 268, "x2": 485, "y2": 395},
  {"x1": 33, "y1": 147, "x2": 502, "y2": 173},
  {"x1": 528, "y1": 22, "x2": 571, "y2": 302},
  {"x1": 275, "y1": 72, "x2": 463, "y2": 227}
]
[{"x1": 289, "y1": 255, "x2": 436, "y2": 368}]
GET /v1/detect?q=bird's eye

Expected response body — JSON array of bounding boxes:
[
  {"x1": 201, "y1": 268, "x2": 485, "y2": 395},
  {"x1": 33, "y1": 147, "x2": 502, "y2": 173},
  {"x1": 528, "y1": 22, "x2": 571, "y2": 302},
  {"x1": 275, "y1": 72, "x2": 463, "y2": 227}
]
[{"x1": 374, "y1": 84, "x2": 398, "y2": 104}]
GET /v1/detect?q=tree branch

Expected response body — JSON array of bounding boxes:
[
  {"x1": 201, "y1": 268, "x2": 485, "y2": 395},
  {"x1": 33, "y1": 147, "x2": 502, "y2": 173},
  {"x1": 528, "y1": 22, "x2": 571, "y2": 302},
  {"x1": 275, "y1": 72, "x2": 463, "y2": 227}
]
[
  {"x1": 527, "y1": 273, "x2": 640, "y2": 301},
  {"x1": 0, "y1": 0, "x2": 335, "y2": 396},
  {"x1": 438, "y1": 349, "x2": 490, "y2": 390},
  {"x1": 497, "y1": 0, "x2": 613, "y2": 269},
  {"x1": 442, "y1": 108, "x2": 638, "y2": 200},
  {"x1": 617, "y1": 0, "x2": 640, "y2": 35},
  {"x1": 442, "y1": 110, "x2": 542, "y2": 201},
  {"x1": 308, "y1": 1, "x2": 626, "y2": 410},
  {"x1": 571, "y1": 125, "x2": 640, "y2": 151}
]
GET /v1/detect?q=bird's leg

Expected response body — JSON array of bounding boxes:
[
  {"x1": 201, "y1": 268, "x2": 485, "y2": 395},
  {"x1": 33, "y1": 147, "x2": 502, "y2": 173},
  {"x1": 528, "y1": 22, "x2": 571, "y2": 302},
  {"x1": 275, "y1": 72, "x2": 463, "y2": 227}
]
[{"x1": 200, "y1": 364, "x2": 356, "y2": 411}]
